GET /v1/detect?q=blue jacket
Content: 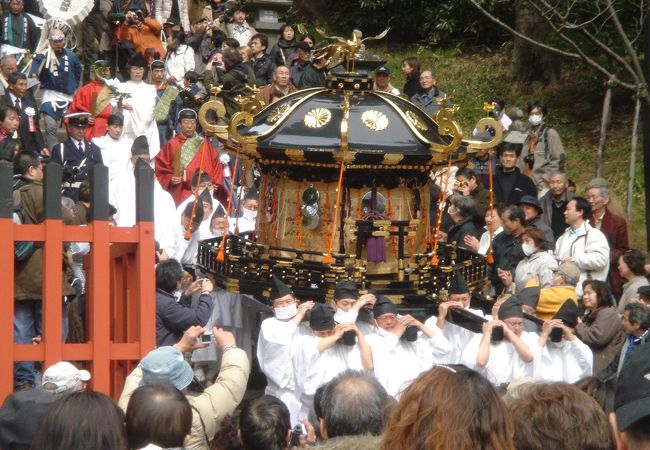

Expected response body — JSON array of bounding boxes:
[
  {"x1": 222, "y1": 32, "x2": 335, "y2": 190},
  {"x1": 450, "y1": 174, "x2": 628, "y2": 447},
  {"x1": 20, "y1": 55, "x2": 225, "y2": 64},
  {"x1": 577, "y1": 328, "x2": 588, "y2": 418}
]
[
  {"x1": 30, "y1": 49, "x2": 81, "y2": 96},
  {"x1": 156, "y1": 289, "x2": 214, "y2": 347},
  {"x1": 51, "y1": 138, "x2": 103, "y2": 183}
]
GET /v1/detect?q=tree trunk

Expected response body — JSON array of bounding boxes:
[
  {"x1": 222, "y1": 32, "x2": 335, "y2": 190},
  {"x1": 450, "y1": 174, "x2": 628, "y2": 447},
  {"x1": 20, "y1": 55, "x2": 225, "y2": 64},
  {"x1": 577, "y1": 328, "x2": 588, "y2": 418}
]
[
  {"x1": 596, "y1": 86, "x2": 612, "y2": 178},
  {"x1": 512, "y1": 0, "x2": 560, "y2": 84},
  {"x1": 627, "y1": 95, "x2": 641, "y2": 220}
]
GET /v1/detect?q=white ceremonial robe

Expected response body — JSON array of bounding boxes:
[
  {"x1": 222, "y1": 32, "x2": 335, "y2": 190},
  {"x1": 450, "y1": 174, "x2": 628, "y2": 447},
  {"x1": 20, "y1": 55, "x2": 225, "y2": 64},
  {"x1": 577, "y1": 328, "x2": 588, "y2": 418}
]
[
  {"x1": 366, "y1": 328, "x2": 451, "y2": 397},
  {"x1": 109, "y1": 167, "x2": 177, "y2": 256},
  {"x1": 93, "y1": 135, "x2": 133, "y2": 183},
  {"x1": 229, "y1": 216, "x2": 256, "y2": 234},
  {"x1": 424, "y1": 307, "x2": 485, "y2": 365},
  {"x1": 176, "y1": 194, "x2": 226, "y2": 240},
  {"x1": 172, "y1": 225, "x2": 201, "y2": 265},
  {"x1": 534, "y1": 339, "x2": 593, "y2": 383},
  {"x1": 460, "y1": 331, "x2": 539, "y2": 386},
  {"x1": 333, "y1": 309, "x2": 375, "y2": 336},
  {"x1": 257, "y1": 317, "x2": 309, "y2": 425},
  {"x1": 293, "y1": 335, "x2": 365, "y2": 420},
  {"x1": 119, "y1": 81, "x2": 161, "y2": 159}
]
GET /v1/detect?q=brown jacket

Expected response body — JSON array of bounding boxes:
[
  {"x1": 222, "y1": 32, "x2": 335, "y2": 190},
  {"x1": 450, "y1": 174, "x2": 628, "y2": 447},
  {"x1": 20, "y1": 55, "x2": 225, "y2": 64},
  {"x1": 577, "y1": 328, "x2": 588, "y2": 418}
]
[
  {"x1": 14, "y1": 181, "x2": 74, "y2": 301},
  {"x1": 258, "y1": 82, "x2": 297, "y2": 106},
  {"x1": 589, "y1": 209, "x2": 629, "y2": 297},
  {"x1": 575, "y1": 306, "x2": 625, "y2": 373}
]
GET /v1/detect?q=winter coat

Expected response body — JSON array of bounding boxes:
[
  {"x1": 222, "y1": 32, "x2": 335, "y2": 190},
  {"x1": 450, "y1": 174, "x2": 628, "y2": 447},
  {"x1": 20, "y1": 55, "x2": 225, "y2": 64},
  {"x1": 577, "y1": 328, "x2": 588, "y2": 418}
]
[
  {"x1": 411, "y1": 86, "x2": 451, "y2": 117},
  {"x1": 514, "y1": 250, "x2": 558, "y2": 294},
  {"x1": 156, "y1": 289, "x2": 214, "y2": 347},
  {"x1": 446, "y1": 217, "x2": 482, "y2": 249},
  {"x1": 269, "y1": 39, "x2": 298, "y2": 67},
  {"x1": 154, "y1": 0, "x2": 189, "y2": 32},
  {"x1": 618, "y1": 275, "x2": 649, "y2": 315},
  {"x1": 575, "y1": 306, "x2": 625, "y2": 373},
  {"x1": 251, "y1": 53, "x2": 276, "y2": 87},
  {"x1": 589, "y1": 209, "x2": 629, "y2": 297},
  {"x1": 519, "y1": 124, "x2": 565, "y2": 192}
]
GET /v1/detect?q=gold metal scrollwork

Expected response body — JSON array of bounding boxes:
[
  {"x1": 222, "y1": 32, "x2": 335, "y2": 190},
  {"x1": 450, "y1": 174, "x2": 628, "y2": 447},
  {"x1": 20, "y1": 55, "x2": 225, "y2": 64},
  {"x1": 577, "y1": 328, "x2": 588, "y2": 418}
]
[
  {"x1": 382, "y1": 153, "x2": 404, "y2": 165},
  {"x1": 198, "y1": 100, "x2": 228, "y2": 140},
  {"x1": 463, "y1": 117, "x2": 503, "y2": 150},
  {"x1": 285, "y1": 149, "x2": 306, "y2": 161},
  {"x1": 266, "y1": 103, "x2": 290, "y2": 124},
  {"x1": 304, "y1": 108, "x2": 332, "y2": 128},
  {"x1": 405, "y1": 110, "x2": 428, "y2": 131},
  {"x1": 229, "y1": 111, "x2": 260, "y2": 158},
  {"x1": 361, "y1": 110, "x2": 389, "y2": 131}
]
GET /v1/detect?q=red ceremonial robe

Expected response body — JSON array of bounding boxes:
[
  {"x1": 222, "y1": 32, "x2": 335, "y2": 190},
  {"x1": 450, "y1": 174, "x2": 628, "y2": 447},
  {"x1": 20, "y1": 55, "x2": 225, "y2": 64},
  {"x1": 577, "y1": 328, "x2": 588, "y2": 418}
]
[
  {"x1": 68, "y1": 79, "x2": 113, "y2": 141},
  {"x1": 155, "y1": 133, "x2": 225, "y2": 206}
]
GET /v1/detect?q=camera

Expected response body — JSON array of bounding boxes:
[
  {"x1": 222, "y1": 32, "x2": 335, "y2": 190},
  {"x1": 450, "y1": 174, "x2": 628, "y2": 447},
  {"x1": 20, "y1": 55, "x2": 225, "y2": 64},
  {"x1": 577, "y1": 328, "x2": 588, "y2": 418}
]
[
  {"x1": 220, "y1": 4, "x2": 235, "y2": 24},
  {"x1": 289, "y1": 423, "x2": 306, "y2": 446},
  {"x1": 62, "y1": 165, "x2": 82, "y2": 183},
  {"x1": 199, "y1": 332, "x2": 213, "y2": 344},
  {"x1": 523, "y1": 154, "x2": 535, "y2": 168},
  {"x1": 488, "y1": 108, "x2": 501, "y2": 119}
]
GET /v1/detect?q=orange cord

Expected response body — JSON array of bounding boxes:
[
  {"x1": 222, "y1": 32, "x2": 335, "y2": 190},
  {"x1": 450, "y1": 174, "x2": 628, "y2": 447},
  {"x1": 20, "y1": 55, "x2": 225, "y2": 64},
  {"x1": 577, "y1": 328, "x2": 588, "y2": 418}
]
[
  {"x1": 324, "y1": 161, "x2": 345, "y2": 264},
  {"x1": 184, "y1": 138, "x2": 208, "y2": 240}
]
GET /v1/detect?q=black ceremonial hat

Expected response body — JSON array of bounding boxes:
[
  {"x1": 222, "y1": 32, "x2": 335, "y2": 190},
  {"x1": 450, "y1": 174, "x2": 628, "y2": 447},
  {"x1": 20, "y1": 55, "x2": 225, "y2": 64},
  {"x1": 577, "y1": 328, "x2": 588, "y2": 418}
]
[
  {"x1": 131, "y1": 135, "x2": 149, "y2": 156},
  {"x1": 270, "y1": 275, "x2": 292, "y2": 301},
  {"x1": 373, "y1": 295, "x2": 397, "y2": 318},
  {"x1": 309, "y1": 303, "x2": 336, "y2": 331},
  {"x1": 498, "y1": 296, "x2": 524, "y2": 320},
  {"x1": 191, "y1": 169, "x2": 211, "y2": 186},
  {"x1": 334, "y1": 280, "x2": 358, "y2": 301},
  {"x1": 199, "y1": 188, "x2": 213, "y2": 207},
  {"x1": 552, "y1": 299, "x2": 579, "y2": 328},
  {"x1": 449, "y1": 272, "x2": 469, "y2": 295}
]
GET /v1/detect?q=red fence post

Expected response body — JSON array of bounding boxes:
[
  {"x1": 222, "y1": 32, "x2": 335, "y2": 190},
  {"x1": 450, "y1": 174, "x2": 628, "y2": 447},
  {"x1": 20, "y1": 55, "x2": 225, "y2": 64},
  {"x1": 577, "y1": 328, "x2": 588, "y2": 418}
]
[{"x1": 0, "y1": 162, "x2": 15, "y2": 399}]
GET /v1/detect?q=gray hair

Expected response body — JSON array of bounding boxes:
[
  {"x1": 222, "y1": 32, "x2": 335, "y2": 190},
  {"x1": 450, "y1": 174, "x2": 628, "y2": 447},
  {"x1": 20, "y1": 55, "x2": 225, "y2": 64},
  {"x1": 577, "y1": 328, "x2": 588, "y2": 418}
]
[
  {"x1": 320, "y1": 370, "x2": 393, "y2": 439},
  {"x1": 0, "y1": 55, "x2": 17, "y2": 66},
  {"x1": 449, "y1": 194, "x2": 478, "y2": 219},
  {"x1": 547, "y1": 171, "x2": 568, "y2": 182},
  {"x1": 587, "y1": 183, "x2": 609, "y2": 199},
  {"x1": 624, "y1": 303, "x2": 649, "y2": 330}
]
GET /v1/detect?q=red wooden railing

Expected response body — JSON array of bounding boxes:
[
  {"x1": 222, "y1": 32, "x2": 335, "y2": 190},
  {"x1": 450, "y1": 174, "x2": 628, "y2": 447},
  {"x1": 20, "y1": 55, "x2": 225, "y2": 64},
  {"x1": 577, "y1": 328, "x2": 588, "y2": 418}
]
[{"x1": 0, "y1": 160, "x2": 156, "y2": 401}]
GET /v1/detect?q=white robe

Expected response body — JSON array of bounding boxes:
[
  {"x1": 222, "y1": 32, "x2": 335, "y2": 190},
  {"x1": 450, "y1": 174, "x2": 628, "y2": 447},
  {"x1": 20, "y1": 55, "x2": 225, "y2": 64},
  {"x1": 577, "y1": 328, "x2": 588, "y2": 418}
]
[
  {"x1": 534, "y1": 338, "x2": 593, "y2": 383},
  {"x1": 366, "y1": 327, "x2": 451, "y2": 397},
  {"x1": 119, "y1": 80, "x2": 161, "y2": 159},
  {"x1": 425, "y1": 307, "x2": 485, "y2": 365},
  {"x1": 460, "y1": 331, "x2": 539, "y2": 386},
  {"x1": 292, "y1": 334, "x2": 365, "y2": 419},
  {"x1": 109, "y1": 167, "x2": 177, "y2": 256},
  {"x1": 172, "y1": 225, "x2": 201, "y2": 265},
  {"x1": 176, "y1": 194, "x2": 226, "y2": 240},
  {"x1": 257, "y1": 317, "x2": 309, "y2": 425},
  {"x1": 93, "y1": 135, "x2": 133, "y2": 183}
]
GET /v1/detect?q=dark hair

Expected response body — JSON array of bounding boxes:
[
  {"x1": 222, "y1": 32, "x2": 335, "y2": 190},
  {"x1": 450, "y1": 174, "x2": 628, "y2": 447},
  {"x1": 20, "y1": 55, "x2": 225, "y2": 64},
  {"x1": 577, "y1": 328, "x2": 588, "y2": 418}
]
[
  {"x1": 31, "y1": 392, "x2": 127, "y2": 450},
  {"x1": 155, "y1": 259, "x2": 183, "y2": 293},
  {"x1": 570, "y1": 196, "x2": 592, "y2": 221},
  {"x1": 8, "y1": 71, "x2": 26, "y2": 85},
  {"x1": 78, "y1": 181, "x2": 91, "y2": 203},
  {"x1": 0, "y1": 137, "x2": 19, "y2": 162},
  {"x1": 211, "y1": 29, "x2": 226, "y2": 49},
  {"x1": 222, "y1": 47, "x2": 243, "y2": 69},
  {"x1": 210, "y1": 414, "x2": 243, "y2": 450},
  {"x1": 455, "y1": 167, "x2": 476, "y2": 180},
  {"x1": 168, "y1": 29, "x2": 185, "y2": 45},
  {"x1": 278, "y1": 24, "x2": 295, "y2": 42},
  {"x1": 223, "y1": 38, "x2": 241, "y2": 50},
  {"x1": 313, "y1": 384, "x2": 326, "y2": 420},
  {"x1": 502, "y1": 205, "x2": 525, "y2": 227},
  {"x1": 492, "y1": 202, "x2": 507, "y2": 217},
  {"x1": 184, "y1": 70, "x2": 199, "y2": 83},
  {"x1": 582, "y1": 279, "x2": 612, "y2": 310},
  {"x1": 238, "y1": 395, "x2": 290, "y2": 450},
  {"x1": 624, "y1": 303, "x2": 650, "y2": 330},
  {"x1": 0, "y1": 104, "x2": 19, "y2": 123},
  {"x1": 491, "y1": 97, "x2": 505, "y2": 110},
  {"x1": 621, "y1": 249, "x2": 647, "y2": 277},
  {"x1": 527, "y1": 101, "x2": 547, "y2": 116},
  {"x1": 321, "y1": 370, "x2": 392, "y2": 438},
  {"x1": 574, "y1": 376, "x2": 616, "y2": 413},
  {"x1": 249, "y1": 32, "x2": 269, "y2": 50},
  {"x1": 13, "y1": 151, "x2": 39, "y2": 175},
  {"x1": 402, "y1": 56, "x2": 420, "y2": 78},
  {"x1": 508, "y1": 383, "x2": 612, "y2": 450},
  {"x1": 381, "y1": 365, "x2": 514, "y2": 450},
  {"x1": 497, "y1": 141, "x2": 522, "y2": 158},
  {"x1": 300, "y1": 34, "x2": 315, "y2": 46},
  {"x1": 126, "y1": 383, "x2": 192, "y2": 450},
  {"x1": 522, "y1": 227, "x2": 548, "y2": 251}
]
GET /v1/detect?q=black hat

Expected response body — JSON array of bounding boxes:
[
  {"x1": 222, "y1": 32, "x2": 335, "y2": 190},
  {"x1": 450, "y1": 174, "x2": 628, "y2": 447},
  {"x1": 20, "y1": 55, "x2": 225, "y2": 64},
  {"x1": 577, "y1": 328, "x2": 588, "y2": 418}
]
[
  {"x1": 373, "y1": 295, "x2": 397, "y2": 318},
  {"x1": 614, "y1": 344, "x2": 650, "y2": 431},
  {"x1": 448, "y1": 272, "x2": 469, "y2": 295},
  {"x1": 212, "y1": 203, "x2": 227, "y2": 219},
  {"x1": 637, "y1": 285, "x2": 650, "y2": 298},
  {"x1": 334, "y1": 280, "x2": 358, "y2": 301},
  {"x1": 164, "y1": 16, "x2": 179, "y2": 26},
  {"x1": 270, "y1": 275, "x2": 292, "y2": 302},
  {"x1": 199, "y1": 188, "x2": 213, "y2": 207},
  {"x1": 516, "y1": 195, "x2": 543, "y2": 215},
  {"x1": 244, "y1": 187, "x2": 259, "y2": 200},
  {"x1": 375, "y1": 66, "x2": 390, "y2": 75},
  {"x1": 191, "y1": 170, "x2": 211, "y2": 187},
  {"x1": 150, "y1": 59, "x2": 165, "y2": 70},
  {"x1": 498, "y1": 296, "x2": 523, "y2": 320},
  {"x1": 128, "y1": 53, "x2": 148, "y2": 69},
  {"x1": 0, "y1": 389, "x2": 58, "y2": 448},
  {"x1": 107, "y1": 113, "x2": 124, "y2": 126},
  {"x1": 309, "y1": 303, "x2": 336, "y2": 331},
  {"x1": 517, "y1": 285, "x2": 540, "y2": 308},
  {"x1": 297, "y1": 42, "x2": 311, "y2": 52},
  {"x1": 552, "y1": 299, "x2": 579, "y2": 328},
  {"x1": 131, "y1": 135, "x2": 149, "y2": 156},
  {"x1": 65, "y1": 112, "x2": 91, "y2": 127},
  {"x1": 178, "y1": 108, "x2": 198, "y2": 121}
]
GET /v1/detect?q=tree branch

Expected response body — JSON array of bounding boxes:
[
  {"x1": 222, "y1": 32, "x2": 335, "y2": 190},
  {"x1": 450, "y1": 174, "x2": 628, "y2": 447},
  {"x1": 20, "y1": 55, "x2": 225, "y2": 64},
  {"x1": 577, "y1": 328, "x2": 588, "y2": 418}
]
[{"x1": 605, "y1": 0, "x2": 646, "y2": 82}]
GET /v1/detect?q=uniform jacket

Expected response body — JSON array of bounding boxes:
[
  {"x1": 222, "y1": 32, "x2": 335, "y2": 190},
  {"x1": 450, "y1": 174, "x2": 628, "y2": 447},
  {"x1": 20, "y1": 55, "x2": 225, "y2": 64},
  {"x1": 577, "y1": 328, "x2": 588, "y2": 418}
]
[
  {"x1": 519, "y1": 124, "x2": 565, "y2": 191},
  {"x1": 51, "y1": 138, "x2": 104, "y2": 183},
  {"x1": 156, "y1": 289, "x2": 214, "y2": 346},
  {"x1": 589, "y1": 209, "x2": 629, "y2": 297},
  {"x1": 575, "y1": 306, "x2": 625, "y2": 373},
  {"x1": 0, "y1": 12, "x2": 40, "y2": 51},
  {"x1": 555, "y1": 222, "x2": 610, "y2": 298},
  {"x1": 119, "y1": 348, "x2": 250, "y2": 450},
  {"x1": 0, "y1": 93, "x2": 46, "y2": 154},
  {"x1": 30, "y1": 49, "x2": 81, "y2": 96}
]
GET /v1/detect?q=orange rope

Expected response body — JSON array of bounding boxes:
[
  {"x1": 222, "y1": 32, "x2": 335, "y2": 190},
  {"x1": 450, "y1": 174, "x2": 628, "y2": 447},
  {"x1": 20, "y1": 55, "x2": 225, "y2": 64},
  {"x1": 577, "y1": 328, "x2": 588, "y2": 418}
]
[
  {"x1": 216, "y1": 149, "x2": 242, "y2": 262},
  {"x1": 430, "y1": 157, "x2": 453, "y2": 266},
  {"x1": 324, "y1": 161, "x2": 345, "y2": 264},
  {"x1": 485, "y1": 153, "x2": 495, "y2": 264},
  {"x1": 184, "y1": 138, "x2": 208, "y2": 240}
]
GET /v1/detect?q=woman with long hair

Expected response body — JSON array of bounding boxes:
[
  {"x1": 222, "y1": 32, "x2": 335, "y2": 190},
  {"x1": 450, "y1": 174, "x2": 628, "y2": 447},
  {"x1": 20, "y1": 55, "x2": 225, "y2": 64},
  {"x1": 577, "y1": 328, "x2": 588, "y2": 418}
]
[
  {"x1": 575, "y1": 279, "x2": 625, "y2": 373},
  {"x1": 269, "y1": 24, "x2": 298, "y2": 67},
  {"x1": 380, "y1": 365, "x2": 514, "y2": 450},
  {"x1": 401, "y1": 56, "x2": 421, "y2": 99}
]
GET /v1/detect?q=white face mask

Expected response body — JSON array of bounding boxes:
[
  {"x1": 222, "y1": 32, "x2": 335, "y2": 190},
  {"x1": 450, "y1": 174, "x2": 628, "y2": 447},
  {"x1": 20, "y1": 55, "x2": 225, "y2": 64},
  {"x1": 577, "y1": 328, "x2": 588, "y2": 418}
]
[
  {"x1": 242, "y1": 208, "x2": 257, "y2": 220},
  {"x1": 334, "y1": 308, "x2": 358, "y2": 324},
  {"x1": 529, "y1": 114, "x2": 543, "y2": 126},
  {"x1": 274, "y1": 303, "x2": 297, "y2": 320},
  {"x1": 522, "y1": 243, "x2": 535, "y2": 256}
]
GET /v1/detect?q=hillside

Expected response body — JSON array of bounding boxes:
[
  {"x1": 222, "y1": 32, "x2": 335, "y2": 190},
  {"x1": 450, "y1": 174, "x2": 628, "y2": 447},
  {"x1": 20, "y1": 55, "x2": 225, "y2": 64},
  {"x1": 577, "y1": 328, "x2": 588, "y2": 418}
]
[{"x1": 369, "y1": 44, "x2": 646, "y2": 250}]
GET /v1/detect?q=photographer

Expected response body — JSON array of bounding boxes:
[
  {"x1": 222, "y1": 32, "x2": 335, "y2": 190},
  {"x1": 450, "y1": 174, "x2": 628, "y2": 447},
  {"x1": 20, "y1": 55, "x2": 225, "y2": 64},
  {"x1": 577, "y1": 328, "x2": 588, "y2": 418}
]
[
  {"x1": 219, "y1": 2, "x2": 256, "y2": 47},
  {"x1": 155, "y1": 259, "x2": 214, "y2": 347},
  {"x1": 117, "y1": 6, "x2": 166, "y2": 60},
  {"x1": 51, "y1": 113, "x2": 103, "y2": 202}
]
